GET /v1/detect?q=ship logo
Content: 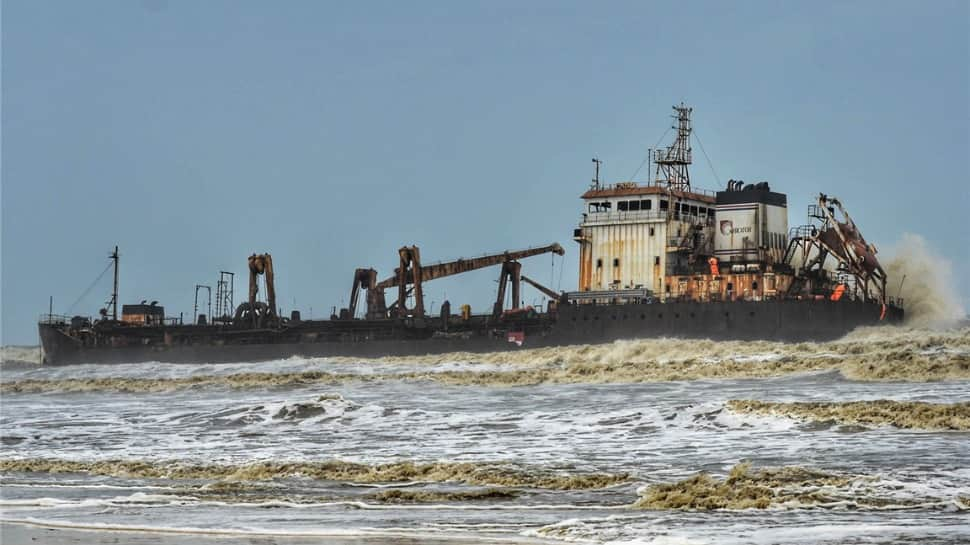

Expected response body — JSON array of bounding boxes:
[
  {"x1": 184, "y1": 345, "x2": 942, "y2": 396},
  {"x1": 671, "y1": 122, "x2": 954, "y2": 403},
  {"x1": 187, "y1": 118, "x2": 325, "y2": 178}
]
[{"x1": 720, "y1": 220, "x2": 733, "y2": 235}]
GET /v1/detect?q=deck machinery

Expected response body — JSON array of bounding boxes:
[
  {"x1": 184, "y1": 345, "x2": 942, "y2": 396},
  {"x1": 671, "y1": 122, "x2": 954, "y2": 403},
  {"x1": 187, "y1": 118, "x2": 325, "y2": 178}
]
[{"x1": 37, "y1": 105, "x2": 903, "y2": 365}]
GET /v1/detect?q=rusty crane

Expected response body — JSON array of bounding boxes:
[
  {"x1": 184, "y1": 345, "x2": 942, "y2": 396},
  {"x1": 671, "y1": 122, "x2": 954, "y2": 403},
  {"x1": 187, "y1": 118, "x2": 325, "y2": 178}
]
[
  {"x1": 785, "y1": 194, "x2": 888, "y2": 303},
  {"x1": 343, "y1": 243, "x2": 565, "y2": 320},
  {"x1": 233, "y1": 253, "x2": 278, "y2": 328}
]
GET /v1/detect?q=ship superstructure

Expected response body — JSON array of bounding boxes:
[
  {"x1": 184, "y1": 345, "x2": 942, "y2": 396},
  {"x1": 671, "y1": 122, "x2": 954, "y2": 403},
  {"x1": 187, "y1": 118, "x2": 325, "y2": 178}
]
[{"x1": 572, "y1": 104, "x2": 886, "y2": 307}]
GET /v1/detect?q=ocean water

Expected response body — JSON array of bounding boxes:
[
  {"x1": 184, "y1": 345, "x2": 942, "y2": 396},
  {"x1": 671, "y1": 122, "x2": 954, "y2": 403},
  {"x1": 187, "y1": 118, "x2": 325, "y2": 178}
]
[{"x1": 1, "y1": 326, "x2": 968, "y2": 544}]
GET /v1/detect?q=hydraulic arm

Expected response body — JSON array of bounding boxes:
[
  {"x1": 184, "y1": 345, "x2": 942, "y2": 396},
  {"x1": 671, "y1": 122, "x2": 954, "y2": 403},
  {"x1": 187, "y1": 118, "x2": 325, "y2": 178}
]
[{"x1": 363, "y1": 243, "x2": 565, "y2": 319}]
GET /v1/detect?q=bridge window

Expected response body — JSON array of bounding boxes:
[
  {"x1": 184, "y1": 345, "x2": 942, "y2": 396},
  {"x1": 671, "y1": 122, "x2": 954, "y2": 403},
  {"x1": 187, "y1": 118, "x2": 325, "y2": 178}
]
[
  {"x1": 629, "y1": 200, "x2": 640, "y2": 211},
  {"x1": 618, "y1": 201, "x2": 628, "y2": 211},
  {"x1": 642, "y1": 199, "x2": 652, "y2": 210},
  {"x1": 660, "y1": 199, "x2": 669, "y2": 210}
]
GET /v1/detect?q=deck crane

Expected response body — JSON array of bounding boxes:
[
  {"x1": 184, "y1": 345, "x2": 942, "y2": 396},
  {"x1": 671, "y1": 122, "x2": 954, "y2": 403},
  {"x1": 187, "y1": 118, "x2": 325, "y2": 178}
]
[
  {"x1": 784, "y1": 194, "x2": 888, "y2": 303},
  {"x1": 520, "y1": 274, "x2": 562, "y2": 301},
  {"x1": 343, "y1": 243, "x2": 565, "y2": 320},
  {"x1": 233, "y1": 253, "x2": 277, "y2": 327}
]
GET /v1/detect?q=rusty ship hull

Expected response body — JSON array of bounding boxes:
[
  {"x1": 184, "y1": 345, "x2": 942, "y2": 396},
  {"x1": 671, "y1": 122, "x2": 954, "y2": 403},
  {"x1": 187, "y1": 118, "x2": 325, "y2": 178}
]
[
  {"x1": 37, "y1": 105, "x2": 906, "y2": 366},
  {"x1": 38, "y1": 299, "x2": 902, "y2": 365}
]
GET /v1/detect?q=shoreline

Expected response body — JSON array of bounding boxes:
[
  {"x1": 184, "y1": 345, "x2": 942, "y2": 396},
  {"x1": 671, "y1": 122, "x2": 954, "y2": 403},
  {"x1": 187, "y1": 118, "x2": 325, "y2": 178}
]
[{"x1": 0, "y1": 521, "x2": 546, "y2": 545}]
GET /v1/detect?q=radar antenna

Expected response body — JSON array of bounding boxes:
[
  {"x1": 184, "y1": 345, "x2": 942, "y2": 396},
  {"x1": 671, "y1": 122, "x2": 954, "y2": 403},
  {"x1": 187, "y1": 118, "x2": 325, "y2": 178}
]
[{"x1": 653, "y1": 103, "x2": 693, "y2": 192}]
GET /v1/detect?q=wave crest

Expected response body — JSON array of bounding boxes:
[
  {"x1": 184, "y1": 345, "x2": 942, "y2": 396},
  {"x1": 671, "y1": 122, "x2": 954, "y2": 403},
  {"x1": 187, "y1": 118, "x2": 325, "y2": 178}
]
[
  {"x1": 0, "y1": 458, "x2": 628, "y2": 490},
  {"x1": 727, "y1": 400, "x2": 970, "y2": 430}
]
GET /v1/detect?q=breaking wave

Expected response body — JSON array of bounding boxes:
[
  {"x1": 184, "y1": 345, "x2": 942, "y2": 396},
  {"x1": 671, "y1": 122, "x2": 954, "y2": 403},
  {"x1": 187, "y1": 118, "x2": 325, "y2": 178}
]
[
  {"x1": 727, "y1": 400, "x2": 970, "y2": 430},
  {"x1": 0, "y1": 458, "x2": 628, "y2": 490},
  {"x1": 4, "y1": 326, "x2": 967, "y2": 392},
  {"x1": 634, "y1": 462, "x2": 939, "y2": 510},
  {"x1": 369, "y1": 487, "x2": 520, "y2": 503},
  {"x1": 0, "y1": 370, "x2": 361, "y2": 394},
  {"x1": 0, "y1": 346, "x2": 41, "y2": 368}
]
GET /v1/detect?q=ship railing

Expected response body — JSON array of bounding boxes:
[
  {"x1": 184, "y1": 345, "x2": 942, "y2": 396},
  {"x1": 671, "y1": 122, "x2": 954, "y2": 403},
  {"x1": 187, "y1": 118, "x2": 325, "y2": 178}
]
[
  {"x1": 596, "y1": 180, "x2": 719, "y2": 199},
  {"x1": 669, "y1": 212, "x2": 714, "y2": 226},
  {"x1": 582, "y1": 210, "x2": 669, "y2": 224},
  {"x1": 582, "y1": 209, "x2": 716, "y2": 226},
  {"x1": 38, "y1": 313, "x2": 71, "y2": 325}
]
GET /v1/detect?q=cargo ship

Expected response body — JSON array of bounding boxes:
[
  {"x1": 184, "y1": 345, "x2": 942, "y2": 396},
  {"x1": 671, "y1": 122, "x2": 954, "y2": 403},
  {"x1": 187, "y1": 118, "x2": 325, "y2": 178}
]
[{"x1": 37, "y1": 105, "x2": 904, "y2": 365}]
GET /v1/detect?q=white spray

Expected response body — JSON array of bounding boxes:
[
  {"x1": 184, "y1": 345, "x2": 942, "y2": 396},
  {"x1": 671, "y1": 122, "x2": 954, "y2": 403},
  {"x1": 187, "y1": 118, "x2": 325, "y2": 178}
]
[{"x1": 884, "y1": 233, "x2": 966, "y2": 326}]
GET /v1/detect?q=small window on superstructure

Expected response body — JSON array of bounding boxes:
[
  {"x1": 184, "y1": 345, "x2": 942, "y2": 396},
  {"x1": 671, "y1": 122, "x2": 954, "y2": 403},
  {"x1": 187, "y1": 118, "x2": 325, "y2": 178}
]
[
  {"x1": 613, "y1": 258, "x2": 620, "y2": 267},
  {"x1": 689, "y1": 205, "x2": 698, "y2": 216},
  {"x1": 708, "y1": 209, "x2": 715, "y2": 218},
  {"x1": 629, "y1": 200, "x2": 640, "y2": 211},
  {"x1": 596, "y1": 258, "x2": 603, "y2": 269},
  {"x1": 649, "y1": 227, "x2": 655, "y2": 236},
  {"x1": 660, "y1": 199, "x2": 669, "y2": 210},
  {"x1": 642, "y1": 199, "x2": 652, "y2": 210},
  {"x1": 699, "y1": 207, "x2": 706, "y2": 215},
  {"x1": 654, "y1": 256, "x2": 660, "y2": 265},
  {"x1": 618, "y1": 201, "x2": 628, "y2": 211}
]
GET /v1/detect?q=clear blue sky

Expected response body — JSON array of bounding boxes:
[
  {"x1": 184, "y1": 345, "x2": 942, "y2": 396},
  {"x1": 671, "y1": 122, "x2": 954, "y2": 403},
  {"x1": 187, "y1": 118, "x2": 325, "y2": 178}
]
[{"x1": 2, "y1": 0, "x2": 968, "y2": 345}]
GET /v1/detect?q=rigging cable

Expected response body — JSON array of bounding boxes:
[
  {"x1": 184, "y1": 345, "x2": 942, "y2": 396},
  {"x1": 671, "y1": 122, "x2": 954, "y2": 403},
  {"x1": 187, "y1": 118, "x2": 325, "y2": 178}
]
[
  {"x1": 66, "y1": 260, "x2": 114, "y2": 315},
  {"x1": 629, "y1": 127, "x2": 673, "y2": 182},
  {"x1": 692, "y1": 129, "x2": 721, "y2": 186}
]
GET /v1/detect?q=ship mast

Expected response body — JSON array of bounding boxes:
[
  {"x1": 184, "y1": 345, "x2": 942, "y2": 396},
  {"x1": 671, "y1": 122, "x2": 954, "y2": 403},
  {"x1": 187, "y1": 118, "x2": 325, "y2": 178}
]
[
  {"x1": 109, "y1": 246, "x2": 119, "y2": 321},
  {"x1": 653, "y1": 103, "x2": 693, "y2": 192}
]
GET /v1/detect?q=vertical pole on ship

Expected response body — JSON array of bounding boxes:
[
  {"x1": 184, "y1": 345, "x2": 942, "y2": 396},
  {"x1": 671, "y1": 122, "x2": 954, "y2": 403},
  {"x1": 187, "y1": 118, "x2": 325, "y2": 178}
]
[{"x1": 111, "y1": 246, "x2": 119, "y2": 321}]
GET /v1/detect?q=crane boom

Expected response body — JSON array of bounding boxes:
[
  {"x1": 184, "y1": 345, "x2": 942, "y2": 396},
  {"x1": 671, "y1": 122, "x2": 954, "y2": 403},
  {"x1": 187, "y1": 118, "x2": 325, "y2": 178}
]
[
  {"x1": 520, "y1": 274, "x2": 560, "y2": 300},
  {"x1": 375, "y1": 243, "x2": 564, "y2": 289}
]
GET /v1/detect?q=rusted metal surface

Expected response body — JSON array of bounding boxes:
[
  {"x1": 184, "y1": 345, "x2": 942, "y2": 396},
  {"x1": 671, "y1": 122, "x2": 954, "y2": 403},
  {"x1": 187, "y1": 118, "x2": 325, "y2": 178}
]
[
  {"x1": 235, "y1": 253, "x2": 277, "y2": 327},
  {"x1": 578, "y1": 219, "x2": 672, "y2": 292},
  {"x1": 520, "y1": 274, "x2": 560, "y2": 300},
  {"x1": 346, "y1": 268, "x2": 378, "y2": 320},
  {"x1": 358, "y1": 243, "x2": 565, "y2": 319},
  {"x1": 664, "y1": 270, "x2": 794, "y2": 302},
  {"x1": 375, "y1": 243, "x2": 565, "y2": 289},
  {"x1": 364, "y1": 243, "x2": 564, "y2": 320},
  {"x1": 492, "y1": 260, "x2": 522, "y2": 317},
  {"x1": 783, "y1": 194, "x2": 888, "y2": 303}
]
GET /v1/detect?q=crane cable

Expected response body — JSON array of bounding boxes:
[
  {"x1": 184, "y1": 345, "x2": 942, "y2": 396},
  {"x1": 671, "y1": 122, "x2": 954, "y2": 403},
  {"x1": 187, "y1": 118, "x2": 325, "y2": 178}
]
[{"x1": 557, "y1": 253, "x2": 565, "y2": 293}]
